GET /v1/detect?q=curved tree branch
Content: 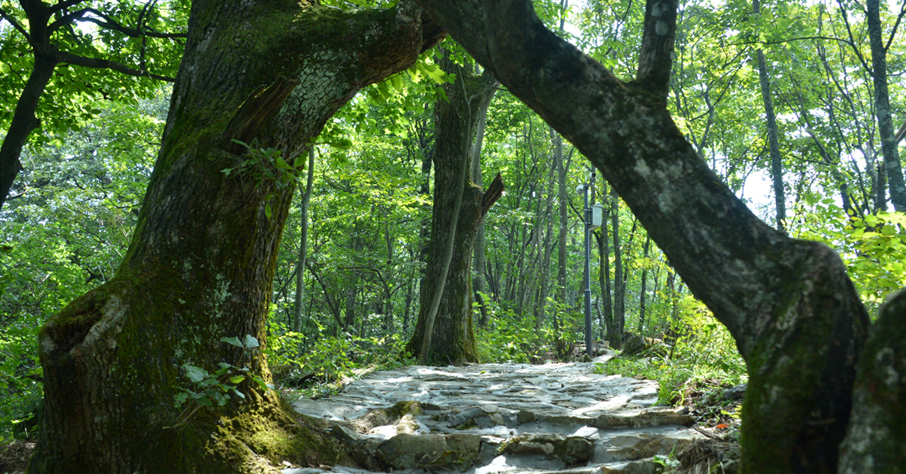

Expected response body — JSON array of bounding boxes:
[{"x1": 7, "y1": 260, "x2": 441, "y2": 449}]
[
  {"x1": 56, "y1": 50, "x2": 176, "y2": 81},
  {"x1": 0, "y1": 7, "x2": 33, "y2": 42},
  {"x1": 50, "y1": 8, "x2": 187, "y2": 38}
]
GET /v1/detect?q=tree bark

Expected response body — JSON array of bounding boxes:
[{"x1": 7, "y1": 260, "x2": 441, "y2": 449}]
[
  {"x1": 867, "y1": 0, "x2": 906, "y2": 212},
  {"x1": 30, "y1": 2, "x2": 444, "y2": 472},
  {"x1": 406, "y1": 55, "x2": 499, "y2": 365},
  {"x1": 413, "y1": 0, "x2": 870, "y2": 471}
]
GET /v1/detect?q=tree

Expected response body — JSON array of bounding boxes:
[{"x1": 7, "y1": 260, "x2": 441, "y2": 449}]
[
  {"x1": 406, "y1": 52, "x2": 501, "y2": 364},
  {"x1": 30, "y1": 1, "x2": 444, "y2": 471},
  {"x1": 866, "y1": 0, "x2": 906, "y2": 212},
  {"x1": 0, "y1": 0, "x2": 187, "y2": 209},
  {"x1": 610, "y1": 186, "x2": 624, "y2": 348},
  {"x1": 753, "y1": 0, "x2": 787, "y2": 232},
  {"x1": 414, "y1": 0, "x2": 870, "y2": 471}
]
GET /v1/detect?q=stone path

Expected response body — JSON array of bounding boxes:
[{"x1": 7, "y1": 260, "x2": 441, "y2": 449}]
[{"x1": 285, "y1": 352, "x2": 706, "y2": 474}]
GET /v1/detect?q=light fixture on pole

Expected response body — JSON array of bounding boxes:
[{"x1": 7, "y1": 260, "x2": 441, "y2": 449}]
[{"x1": 579, "y1": 170, "x2": 603, "y2": 357}]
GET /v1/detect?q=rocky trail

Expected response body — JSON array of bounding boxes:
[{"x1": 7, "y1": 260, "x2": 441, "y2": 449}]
[{"x1": 284, "y1": 350, "x2": 738, "y2": 474}]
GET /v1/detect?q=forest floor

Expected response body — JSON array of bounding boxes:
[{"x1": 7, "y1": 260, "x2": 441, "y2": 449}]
[
  {"x1": 0, "y1": 439, "x2": 34, "y2": 474},
  {"x1": 284, "y1": 348, "x2": 742, "y2": 474}
]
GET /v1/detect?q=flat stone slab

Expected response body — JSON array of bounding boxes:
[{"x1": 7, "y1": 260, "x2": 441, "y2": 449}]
[{"x1": 286, "y1": 353, "x2": 704, "y2": 474}]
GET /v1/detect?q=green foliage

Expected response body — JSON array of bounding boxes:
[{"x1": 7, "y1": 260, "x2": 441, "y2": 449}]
[
  {"x1": 475, "y1": 296, "x2": 582, "y2": 363},
  {"x1": 597, "y1": 296, "x2": 746, "y2": 406},
  {"x1": 791, "y1": 197, "x2": 906, "y2": 314},
  {"x1": 0, "y1": 94, "x2": 164, "y2": 441},
  {"x1": 266, "y1": 319, "x2": 411, "y2": 399}
]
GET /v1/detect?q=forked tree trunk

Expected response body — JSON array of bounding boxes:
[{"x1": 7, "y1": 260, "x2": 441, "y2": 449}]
[
  {"x1": 30, "y1": 2, "x2": 443, "y2": 472},
  {"x1": 415, "y1": 0, "x2": 870, "y2": 471},
  {"x1": 406, "y1": 56, "x2": 500, "y2": 365}
]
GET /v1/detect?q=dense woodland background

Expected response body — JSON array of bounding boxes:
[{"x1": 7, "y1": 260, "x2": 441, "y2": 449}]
[{"x1": 2, "y1": 0, "x2": 906, "y2": 446}]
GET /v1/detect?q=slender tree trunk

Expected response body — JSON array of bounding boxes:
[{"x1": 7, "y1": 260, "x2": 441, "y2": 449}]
[
  {"x1": 406, "y1": 56, "x2": 500, "y2": 365},
  {"x1": 754, "y1": 0, "x2": 787, "y2": 232},
  {"x1": 292, "y1": 148, "x2": 315, "y2": 339},
  {"x1": 597, "y1": 184, "x2": 614, "y2": 345},
  {"x1": 637, "y1": 235, "x2": 650, "y2": 333},
  {"x1": 610, "y1": 187, "x2": 624, "y2": 348},
  {"x1": 554, "y1": 126, "x2": 568, "y2": 318},
  {"x1": 471, "y1": 88, "x2": 495, "y2": 327},
  {"x1": 536, "y1": 162, "x2": 558, "y2": 329},
  {"x1": 30, "y1": 2, "x2": 443, "y2": 471},
  {"x1": 867, "y1": 0, "x2": 906, "y2": 211},
  {"x1": 416, "y1": 1, "x2": 870, "y2": 471}
]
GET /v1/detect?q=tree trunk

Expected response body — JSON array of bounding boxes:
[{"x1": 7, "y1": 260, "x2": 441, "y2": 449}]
[
  {"x1": 838, "y1": 287, "x2": 906, "y2": 472},
  {"x1": 596, "y1": 183, "x2": 614, "y2": 345},
  {"x1": 415, "y1": 0, "x2": 870, "y2": 471},
  {"x1": 867, "y1": 0, "x2": 906, "y2": 212},
  {"x1": 753, "y1": 0, "x2": 787, "y2": 231},
  {"x1": 471, "y1": 88, "x2": 494, "y2": 328},
  {"x1": 554, "y1": 126, "x2": 568, "y2": 321},
  {"x1": 293, "y1": 148, "x2": 315, "y2": 339},
  {"x1": 610, "y1": 187, "x2": 624, "y2": 348},
  {"x1": 637, "y1": 235, "x2": 650, "y2": 333},
  {"x1": 406, "y1": 55, "x2": 500, "y2": 365},
  {"x1": 30, "y1": 2, "x2": 444, "y2": 472}
]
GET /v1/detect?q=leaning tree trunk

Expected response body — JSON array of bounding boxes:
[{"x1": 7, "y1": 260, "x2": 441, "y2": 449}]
[
  {"x1": 30, "y1": 2, "x2": 443, "y2": 472},
  {"x1": 406, "y1": 56, "x2": 500, "y2": 365},
  {"x1": 415, "y1": 0, "x2": 870, "y2": 472}
]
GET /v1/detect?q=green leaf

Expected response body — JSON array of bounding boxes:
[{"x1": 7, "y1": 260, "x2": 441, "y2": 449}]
[
  {"x1": 229, "y1": 375, "x2": 246, "y2": 384},
  {"x1": 265, "y1": 203, "x2": 272, "y2": 219},
  {"x1": 243, "y1": 334, "x2": 260, "y2": 349},
  {"x1": 221, "y1": 336, "x2": 243, "y2": 348},
  {"x1": 184, "y1": 365, "x2": 208, "y2": 383},
  {"x1": 275, "y1": 156, "x2": 292, "y2": 170}
]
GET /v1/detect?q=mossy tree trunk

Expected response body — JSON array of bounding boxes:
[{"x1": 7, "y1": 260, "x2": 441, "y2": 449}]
[
  {"x1": 416, "y1": 0, "x2": 870, "y2": 472},
  {"x1": 29, "y1": 1, "x2": 443, "y2": 472},
  {"x1": 406, "y1": 56, "x2": 500, "y2": 365},
  {"x1": 838, "y1": 288, "x2": 906, "y2": 472}
]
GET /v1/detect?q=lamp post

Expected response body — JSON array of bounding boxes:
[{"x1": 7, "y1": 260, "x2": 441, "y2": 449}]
[{"x1": 577, "y1": 170, "x2": 601, "y2": 357}]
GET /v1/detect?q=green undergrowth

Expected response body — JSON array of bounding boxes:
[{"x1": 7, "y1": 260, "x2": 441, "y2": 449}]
[
  {"x1": 266, "y1": 320, "x2": 414, "y2": 399},
  {"x1": 476, "y1": 296, "x2": 581, "y2": 363},
  {"x1": 596, "y1": 297, "x2": 747, "y2": 407}
]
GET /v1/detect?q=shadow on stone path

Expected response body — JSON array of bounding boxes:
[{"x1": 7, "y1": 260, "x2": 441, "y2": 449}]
[{"x1": 286, "y1": 351, "x2": 704, "y2": 474}]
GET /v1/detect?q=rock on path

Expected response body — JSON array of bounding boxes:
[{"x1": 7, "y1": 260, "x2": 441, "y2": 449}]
[{"x1": 286, "y1": 353, "x2": 704, "y2": 474}]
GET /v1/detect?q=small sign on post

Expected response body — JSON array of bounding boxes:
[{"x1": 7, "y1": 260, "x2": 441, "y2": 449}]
[{"x1": 590, "y1": 204, "x2": 604, "y2": 230}]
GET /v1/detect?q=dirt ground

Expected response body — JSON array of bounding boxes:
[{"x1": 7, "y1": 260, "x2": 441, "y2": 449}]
[{"x1": 0, "y1": 440, "x2": 34, "y2": 474}]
